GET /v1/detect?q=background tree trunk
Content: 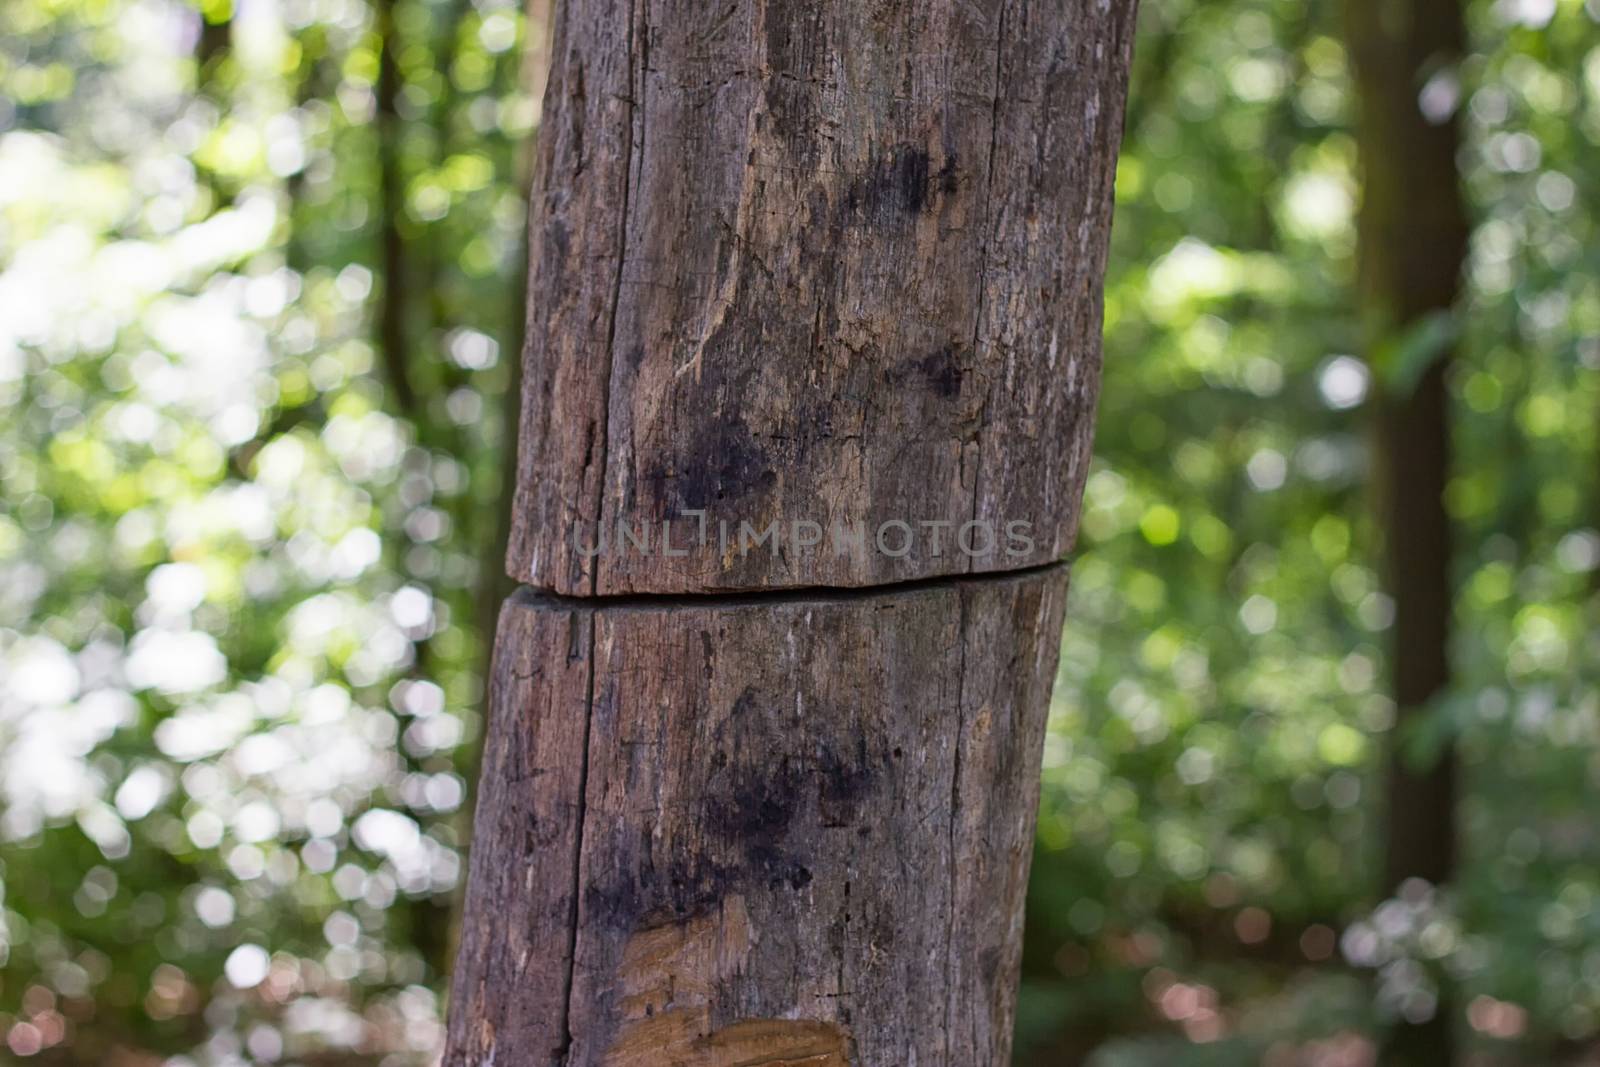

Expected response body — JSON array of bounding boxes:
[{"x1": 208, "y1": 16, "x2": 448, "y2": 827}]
[
  {"x1": 1347, "y1": 0, "x2": 1469, "y2": 1061},
  {"x1": 446, "y1": 0, "x2": 1137, "y2": 1062},
  {"x1": 374, "y1": 0, "x2": 419, "y2": 418}
]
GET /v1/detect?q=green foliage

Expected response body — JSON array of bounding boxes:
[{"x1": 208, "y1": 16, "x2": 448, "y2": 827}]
[
  {"x1": 0, "y1": 0, "x2": 531, "y2": 1059},
  {"x1": 1017, "y1": 0, "x2": 1600, "y2": 1062}
]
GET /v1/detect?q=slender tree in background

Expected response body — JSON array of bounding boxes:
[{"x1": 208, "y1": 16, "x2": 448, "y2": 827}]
[
  {"x1": 444, "y1": 0, "x2": 1137, "y2": 1061},
  {"x1": 192, "y1": 0, "x2": 231, "y2": 208},
  {"x1": 448, "y1": 0, "x2": 555, "y2": 971},
  {"x1": 194, "y1": 0, "x2": 229, "y2": 91},
  {"x1": 1348, "y1": 0, "x2": 1469, "y2": 1061},
  {"x1": 471, "y1": 0, "x2": 555, "y2": 735},
  {"x1": 374, "y1": 0, "x2": 419, "y2": 419}
]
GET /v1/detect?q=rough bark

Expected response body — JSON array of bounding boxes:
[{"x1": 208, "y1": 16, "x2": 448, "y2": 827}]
[
  {"x1": 448, "y1": 0, "x2": 1136, "y2": 1062},
  {"x1": 449, "y1": 570, "x2": 1067, "y2": 1066},
  {"x1": 508, "y1": 0, "x2": 1137, "y2": 595},
  {"x1": 1347, "y1": 0, "x2": 1468, "y2": 1061}
]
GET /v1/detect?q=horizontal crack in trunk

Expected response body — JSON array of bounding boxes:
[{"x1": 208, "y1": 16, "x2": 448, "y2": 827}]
[{"x1": 507, "y1": 558, "x2": 1068, "y2": 611}]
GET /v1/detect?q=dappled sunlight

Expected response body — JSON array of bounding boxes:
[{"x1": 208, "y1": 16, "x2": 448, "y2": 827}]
[
  {"x1": 0, "y1": 0, "x2": 531, "y2": 1059},
  {"x1": 3, "y1": 0, "x2": 1599, "y2": 1062}
]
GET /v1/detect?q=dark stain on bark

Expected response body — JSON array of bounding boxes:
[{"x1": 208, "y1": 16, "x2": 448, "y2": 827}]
[
  {"x1": 845, "y1": 145, "x2": 958, "y2": 222},
  {"x1": 708, "y1": 756, "x2": 804, "y2": 843},
  {"x1": 909, "y1": 345, "x2": 966, "y2": 399},
  {"x1": 816, "y1": 736, "x2": 877, "y2": 826},
  {"x1": 543, "y1": 217, "x2": 570, "y2": 287},
  {"x1": 586, "y1": 854, "x2": 734, "y2": 931},
  {"x1": 649, "y1": 415, "x2": 776, "y2": 514}
]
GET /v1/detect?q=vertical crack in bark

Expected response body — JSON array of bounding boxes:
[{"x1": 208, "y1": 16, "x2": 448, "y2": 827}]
[
  {"x1": 590, "y1": 0, "x2": 642, "y2": 596},
  {"x1": 941, "y1": 583, "x2": 971, "y2": 1063},
  {"x1": 964, "y1": 0, "x2": 1013, "y2": 572},
  {"x1": 556, "y1": 611, "x2": 600, "y2": 1063}
]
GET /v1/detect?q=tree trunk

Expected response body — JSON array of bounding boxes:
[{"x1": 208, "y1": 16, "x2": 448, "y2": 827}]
[
  {"x1": 375, "y1": 0, "x2": 419, "y2": 417},
  {"x1": 195, "y1": 4, "x2": 230, "y2": 88},
  {"x1": 1347, "y1": 0, "x2": 1468, "y2": 1061},
  {"x1": 445, "y1": 0, "x2": 1137, "y2": 1062}
]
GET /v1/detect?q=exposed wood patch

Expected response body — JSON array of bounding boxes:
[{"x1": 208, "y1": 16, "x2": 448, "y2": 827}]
[{"x1": 599, "y1": 896, "x2": 849, "y2": 1065}]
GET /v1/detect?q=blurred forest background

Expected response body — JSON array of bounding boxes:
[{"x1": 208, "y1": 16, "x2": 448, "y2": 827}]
[{"x1": 0, "y1": 0, "x2": 1596, "y2": 1063}]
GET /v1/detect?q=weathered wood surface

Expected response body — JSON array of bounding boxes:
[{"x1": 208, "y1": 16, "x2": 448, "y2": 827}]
[
  {"x1": 447, "y1": 567, "x2": 1069, "y2": 1066},
  {"x1": 508, "y1": 0, "x2": 1138, "y2": 594},
  {"x1": 451, "y1": 0, "x2": 1136, "y2": 1060}
]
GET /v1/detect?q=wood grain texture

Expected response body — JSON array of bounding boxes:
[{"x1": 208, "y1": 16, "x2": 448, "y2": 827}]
[
  {"x1": 446, "y1": 594, "x2": 595, "y2": 1064},
  {"x1": 455, "y1": 0, "x2": 1136, "y2": 1059},
  {"x1": 445, "y1": 567, "x2": 1068, "y2": 1066},
  {"x1": 507, "y1": 0, "x2": 1138, "y2": 595}
]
